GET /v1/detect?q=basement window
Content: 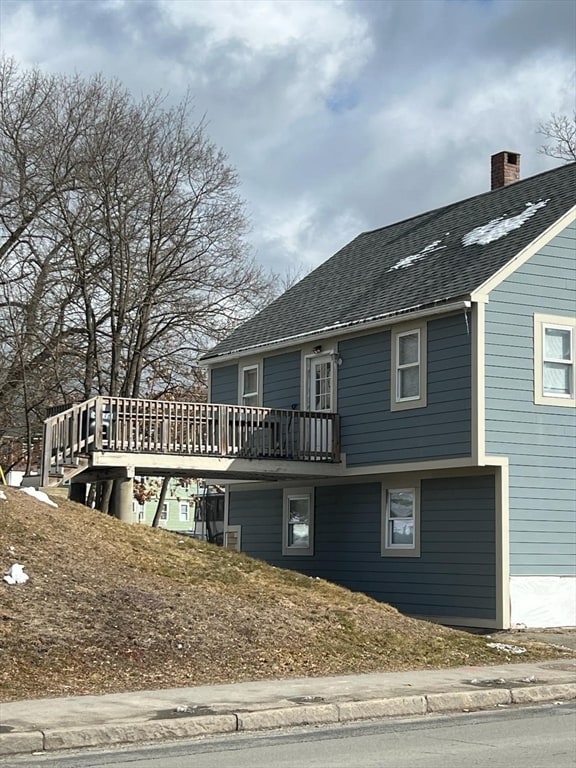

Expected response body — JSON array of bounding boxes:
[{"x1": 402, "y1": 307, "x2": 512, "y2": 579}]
[
  {"x1": 282, "y1": 488, "x2": 314, "y2": 556},
  {"x1": 382, "y1": 484, "x2": 420, "y2": 558}
]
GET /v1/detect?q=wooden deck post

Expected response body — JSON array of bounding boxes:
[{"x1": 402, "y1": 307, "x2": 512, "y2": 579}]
[{"x1": 218, "y1": 406, "x2": 229, "y2": 455}]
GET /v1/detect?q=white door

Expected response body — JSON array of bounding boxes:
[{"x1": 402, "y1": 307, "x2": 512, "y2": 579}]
[
  {"x1": 305, "y1": 354, "x2": 333, "y2": 457},
  {"x1": 309, "y1": 355, "x2": 333, "y2": 413}
]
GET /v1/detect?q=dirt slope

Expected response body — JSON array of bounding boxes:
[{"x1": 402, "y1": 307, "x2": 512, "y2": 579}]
[{"x1": 0, "y1": 487, "x2": 568, "y2": 701}]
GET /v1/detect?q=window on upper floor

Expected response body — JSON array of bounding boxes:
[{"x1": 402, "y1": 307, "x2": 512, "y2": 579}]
[
  {"x1": 282, "y1": 488, "x2": 314, "y2": 556},
  {"x1": 534, "y1": 314, "x2": 576, "y2": 407},
  {"x1": 239, "y1": 362, "x2": 261, "y2": 407},
  {"x1": 160, "y1": 502, "x2": 169, "y2": 523},
  {"x1": 179, "y1": 502, "x2": 190, "y2": 522},
  {"x1": 391, "y1": 322, "x2": 427, "y2": 411},
  {"x1": 381, "y1": 484, "x2": 421, "y2": 558}
]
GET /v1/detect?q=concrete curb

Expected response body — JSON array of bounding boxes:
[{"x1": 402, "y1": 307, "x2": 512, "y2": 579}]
[
  {"x1": 237, "y1": 703, "x2": 339, "y2": 731},
  {"x1": 1, "y1": 683, "x2": 575, "y2": 757},
  {"x1": 0, "y1": 732, "x2": 44, "y2": 757},
  {"x1": 42, "y1": 714, "x2": 238, "y2": 752}
]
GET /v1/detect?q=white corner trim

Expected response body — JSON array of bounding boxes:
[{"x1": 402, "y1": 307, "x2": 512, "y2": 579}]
[
  {"x1": 472, "y1": 301, "x2": 486, "y2": 465},
  {"x1": 495, "y1": 462, "x2": 511, "y2": 630}
]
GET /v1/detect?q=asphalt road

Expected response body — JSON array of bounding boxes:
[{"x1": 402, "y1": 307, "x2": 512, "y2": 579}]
[{"x1": 5, "y1": 704, "x2": 576, "y2": 768}]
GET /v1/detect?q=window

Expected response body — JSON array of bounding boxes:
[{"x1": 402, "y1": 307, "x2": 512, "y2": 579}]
[
  {"x1": 397, "y1": 331, "x2": 420, "y2": 400},
  {"x1": 179, "y1": 502, "x2": 190, "y2": 522},
  {"x1": 382, "y1": 485, "x2": 420, "y2": 557},
  {"x1": 160, "y1": 502, "x2": 168, "y2": 523},
  {"x1": 239, "y1": 362, "x2": 261, "y2": 406},
  {"x1": 282, "y1": 488, "x2": 314, "y2": 556},
  {"x1": 391, "y1": 323, "x2": 427, "y2": 411},
  {"x1": 534, "y1": 314, "x2": 576, "y2": 407}
]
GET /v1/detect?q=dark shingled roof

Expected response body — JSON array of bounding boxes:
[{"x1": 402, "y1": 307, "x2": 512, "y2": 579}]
[{"x1": 204, "y1": 162, "x2": 575, "y2": 360}]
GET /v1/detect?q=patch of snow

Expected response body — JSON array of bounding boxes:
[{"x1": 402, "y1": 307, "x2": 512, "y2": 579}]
[
  {"x1": 3, "y1": 563, "x2": 29, "y2": 585},
  {"x1": 486, "y1": 642, "x2": 527, "y2": 655},
  {"x1": 0, "y1": 489, "x2": 6, "y2": 501},
  {"x1": 463, "y1": 200, "x2": 549, "y2": 246},
  {"x1": 388, "y1": 239, "x2": 447, "y2": 271},
  {"x1": 20, "y1": 487, "x2": 58, "y2": 508}
]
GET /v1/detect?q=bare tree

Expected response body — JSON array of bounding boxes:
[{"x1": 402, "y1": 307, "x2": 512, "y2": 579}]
[
  {"x1": 0, "y1": 59, "x2": 272, "y2": 461},
  {"x1": 537, "y1": 112, "x2": 576, "y2": 162}
]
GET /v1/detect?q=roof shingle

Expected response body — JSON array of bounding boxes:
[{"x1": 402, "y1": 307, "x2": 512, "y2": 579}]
[{"x1": 204, "y1": 162, "x2": 575, "y2": 360}]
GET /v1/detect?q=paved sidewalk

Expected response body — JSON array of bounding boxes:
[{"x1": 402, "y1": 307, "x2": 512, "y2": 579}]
[{"x1": 1, "y1": 658, "x2": 575, "y2": 757}]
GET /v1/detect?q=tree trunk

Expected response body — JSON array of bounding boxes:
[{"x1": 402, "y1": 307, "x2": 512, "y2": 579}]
[{"x1": 151, "y1": 476, "x2": 170, "y2": 528}]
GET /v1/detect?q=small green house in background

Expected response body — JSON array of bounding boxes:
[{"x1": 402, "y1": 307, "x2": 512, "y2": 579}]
[{"x1": 132, "y1": 477, "x2": 225, "y2": 544}]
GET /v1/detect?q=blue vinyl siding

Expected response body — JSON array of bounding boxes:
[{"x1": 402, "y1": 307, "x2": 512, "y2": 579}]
[
  {"x1": 210, "y1": 364, "x2": 238, "y2": 404},
  {"x1": 263, "y1": 351, "x2": 301, "y2": 409},
  {"x1": 229, "y1": 474, "x2": 496, "y2": 620},
  {"x1": 485, "y1": 222, "x2": 576, "y2": 576},
  {"x1": 338, "y1": 313, "x2": 471, "y2": 466}
]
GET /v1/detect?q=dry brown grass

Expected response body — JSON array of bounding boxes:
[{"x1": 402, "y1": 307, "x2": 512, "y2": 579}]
[{"x1": 0, "y1": 486, "x2": 569, "y2": 702}]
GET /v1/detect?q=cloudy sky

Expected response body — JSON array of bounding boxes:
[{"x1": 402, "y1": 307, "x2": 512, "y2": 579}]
[{"x1": 0, "y1": 0, "x2": 574, "y2": 276}]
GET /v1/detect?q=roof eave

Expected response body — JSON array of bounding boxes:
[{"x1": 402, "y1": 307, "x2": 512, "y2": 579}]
[{"x1": 200, "y1": 296, "x2": 473, "y2": 365}]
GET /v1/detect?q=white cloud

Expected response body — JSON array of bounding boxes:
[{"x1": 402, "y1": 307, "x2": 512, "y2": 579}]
[
  {"x1": 0, "y1": 0, "x2": 574, "y2": 274},
  {"x1": 254, "y1": 197, "x2": 363, "y2": 272}
]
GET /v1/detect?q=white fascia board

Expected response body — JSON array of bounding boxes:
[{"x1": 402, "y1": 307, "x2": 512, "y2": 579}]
[
  {"x1": 471, "y1": 205, "x2": 576, "y2": 302},
  {"x1": 201, "y1": 299, "x2": 472, "y2": 365}
]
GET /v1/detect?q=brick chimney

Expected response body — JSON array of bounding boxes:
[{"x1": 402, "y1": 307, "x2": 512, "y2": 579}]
[{"x1": 491, "y1": 151, "x2": 520, "y2": 190}]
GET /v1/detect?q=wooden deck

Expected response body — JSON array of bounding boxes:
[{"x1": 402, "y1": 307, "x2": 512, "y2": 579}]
[{"x1": 42, "y1": 397, "x2": 341, "y2": 486}]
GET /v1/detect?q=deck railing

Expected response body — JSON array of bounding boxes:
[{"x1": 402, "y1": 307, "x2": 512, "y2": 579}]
[{"x1": 43, "y1": 396, "x2": 340, "y2": 483}]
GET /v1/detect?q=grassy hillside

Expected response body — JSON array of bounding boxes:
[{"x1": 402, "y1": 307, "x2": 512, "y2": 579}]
[{"x1": 0, "y1": 487, "x2": 567, "y2": 702}]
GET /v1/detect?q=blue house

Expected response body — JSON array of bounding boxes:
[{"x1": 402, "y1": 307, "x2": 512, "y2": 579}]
[{"x1": 201, "y1": 153, "x2": 576, "y2": 630}]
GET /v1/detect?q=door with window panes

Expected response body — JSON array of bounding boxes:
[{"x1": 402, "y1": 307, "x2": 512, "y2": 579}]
[{"x1": 305, "y1": 354, "x2": 334, "y2": 457}]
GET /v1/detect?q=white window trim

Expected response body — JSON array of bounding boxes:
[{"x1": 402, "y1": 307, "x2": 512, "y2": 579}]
[
  {"x1": 381, "y1": 482, "x2": 421, "y2": 558},
  {"x1": 179, "y1": 502, "x2": 190, "y2": 522},
  {"x1": 534, "y1": 313, "x2": 576, "y2": 407},
  {"x1": 282, "y1": 487, "x2": 315, "y2": 556},
  {"x1": 390, "y1": 322, "x2": 427, "y2": 411},
  {"x1": 238, "y1": 359, "x2": 262, "y2": 407}
]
